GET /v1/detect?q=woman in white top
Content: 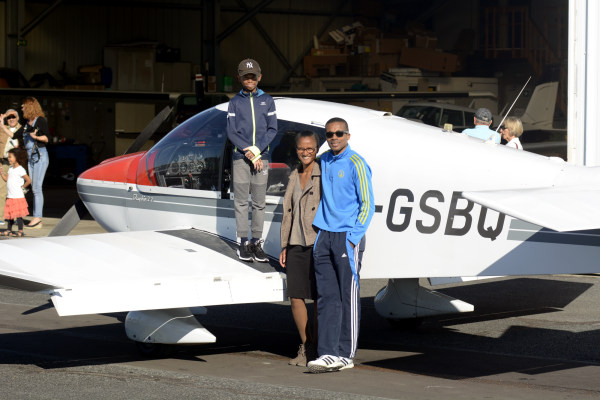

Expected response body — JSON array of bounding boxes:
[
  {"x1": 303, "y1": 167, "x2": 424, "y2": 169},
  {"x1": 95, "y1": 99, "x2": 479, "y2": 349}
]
[{"x1": 500, "y1": 117, "x2": 524, "y2": 150}]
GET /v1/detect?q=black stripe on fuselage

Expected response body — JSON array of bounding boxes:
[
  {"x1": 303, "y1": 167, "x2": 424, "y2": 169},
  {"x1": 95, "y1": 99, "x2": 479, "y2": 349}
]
[
  {"x1": 77, "y1": 183, "x2": 283, "y2": 222},
  {"x1": 508, "y1": 218, "x2": 600, "y2": 247}
]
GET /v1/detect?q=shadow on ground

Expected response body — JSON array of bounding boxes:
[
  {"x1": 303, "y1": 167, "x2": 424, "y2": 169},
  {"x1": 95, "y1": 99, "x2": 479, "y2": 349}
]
[{"x1": 1, "y1": 277, "x2": 598, "y2": 381}]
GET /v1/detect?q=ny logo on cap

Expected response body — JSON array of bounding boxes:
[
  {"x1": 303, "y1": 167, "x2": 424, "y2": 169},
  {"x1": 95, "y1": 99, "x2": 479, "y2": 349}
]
[{"x1": 246, "y1": 62, "x2": 253, "y2": 68}]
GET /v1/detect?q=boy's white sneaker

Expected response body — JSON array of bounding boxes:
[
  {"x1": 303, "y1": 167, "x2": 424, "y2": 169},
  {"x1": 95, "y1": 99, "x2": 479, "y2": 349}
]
[{"x1": 307, "y1": 355, "x2": 343, "y2": 373}]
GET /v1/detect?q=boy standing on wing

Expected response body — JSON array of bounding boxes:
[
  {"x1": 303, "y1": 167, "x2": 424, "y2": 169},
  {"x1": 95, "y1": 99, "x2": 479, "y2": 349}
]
[{"x1": 227, "y1": 58, "x2": 277, "y2": 262}]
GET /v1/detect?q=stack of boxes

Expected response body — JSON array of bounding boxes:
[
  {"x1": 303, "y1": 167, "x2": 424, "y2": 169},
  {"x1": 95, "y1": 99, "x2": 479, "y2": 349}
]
[{"x1": 303, "y1": 22, "x2": 461, "y2": 78}]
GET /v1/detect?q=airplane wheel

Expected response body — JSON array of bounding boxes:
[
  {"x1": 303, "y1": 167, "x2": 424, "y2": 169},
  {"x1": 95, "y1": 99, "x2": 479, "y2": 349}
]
[
  {"x1": 386, "y1": 318, "x2": 423, "y2": 330},
  {"x1": 135, "y1": 342, "x2": 174, "y2": 358}
]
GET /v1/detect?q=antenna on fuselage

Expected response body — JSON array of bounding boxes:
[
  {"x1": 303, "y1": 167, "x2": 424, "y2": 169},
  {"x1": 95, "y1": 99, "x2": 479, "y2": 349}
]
[{"x1": 494, "y1": 76, "x2": 532, "y2": 134}]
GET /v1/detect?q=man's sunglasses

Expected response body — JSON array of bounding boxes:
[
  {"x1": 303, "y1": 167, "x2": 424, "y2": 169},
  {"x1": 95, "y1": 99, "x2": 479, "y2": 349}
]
[
  {"x1": 5, "y1": 115, "x2": 16, "y2": 121},
  {"x1": 325, "y1": 130, "x2": 348, "y2": 139}
]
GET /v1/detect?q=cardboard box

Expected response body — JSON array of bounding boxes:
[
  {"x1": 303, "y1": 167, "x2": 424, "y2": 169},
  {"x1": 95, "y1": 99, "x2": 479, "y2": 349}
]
[
  {"x1": 415, "y1": 34, "x2": 438, "y2": 49},
  {"x1": 207, "y1": 75, "x2": 217, "y2": 93},
  {"x1": 366, "y1": 54, "x2": 400, "y2": 76},
  {"x1": 399, "y1": 48, "x2": 459, "y2": 72},
  {"x1": 304, "y1": 55, "x2": 349, "y2": 77},
  {"x1": 79, "y1": 65, "x2": 103, "y2": 84},
  {"x1": 311, "y1": 48, "x2": 342, "y2": 56},
  {"x1": 376, "y1": 38, "x2": 408, "y2": 54}
]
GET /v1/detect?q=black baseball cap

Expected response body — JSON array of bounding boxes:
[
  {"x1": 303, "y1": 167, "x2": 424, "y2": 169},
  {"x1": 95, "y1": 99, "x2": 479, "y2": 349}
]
[
  {"x1": 475, "y1": 108, "x2": 492, "y2": 123},
  {"x1": 238, "y1": 59, "x2": 261, "y2": 76}
]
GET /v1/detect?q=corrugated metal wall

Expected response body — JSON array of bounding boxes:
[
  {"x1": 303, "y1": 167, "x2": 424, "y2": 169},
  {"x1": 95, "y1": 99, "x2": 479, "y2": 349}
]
[
  {"x1": 21, "y1": 2, "x2": 203, "y2": 80},
  {"x1": 219, "y1": 0, "x2": 354, "y2": 87},
  {"x1": 5, "y1": 0, "x2": 353, "y2": 88}
]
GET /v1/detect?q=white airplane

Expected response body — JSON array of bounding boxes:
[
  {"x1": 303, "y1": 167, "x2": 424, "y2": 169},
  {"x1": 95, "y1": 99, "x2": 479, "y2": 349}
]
[{"x1": 1, "y1": 98, "x2": 600, "y2": 354}]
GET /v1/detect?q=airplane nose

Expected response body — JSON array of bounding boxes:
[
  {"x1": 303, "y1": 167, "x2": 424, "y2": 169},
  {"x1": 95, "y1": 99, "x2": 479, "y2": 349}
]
[{"x1": 78, "y1": 152, "x2": 145, "y2": 184}]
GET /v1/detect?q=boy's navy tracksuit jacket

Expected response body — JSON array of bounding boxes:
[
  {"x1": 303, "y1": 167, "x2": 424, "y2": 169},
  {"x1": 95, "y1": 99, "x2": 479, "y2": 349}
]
[{"x1": 226, "y1": 88, "x2": 277, "y2": 160}]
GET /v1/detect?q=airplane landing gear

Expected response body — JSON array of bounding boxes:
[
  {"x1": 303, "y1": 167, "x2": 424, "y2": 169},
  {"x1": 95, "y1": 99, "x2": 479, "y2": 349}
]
[
  {"x1": 374, "y1": 278, "x2": 474, "y2": 321},
  {"x1": 125, "y1": 308, "x2": 216, "y2": 352}
]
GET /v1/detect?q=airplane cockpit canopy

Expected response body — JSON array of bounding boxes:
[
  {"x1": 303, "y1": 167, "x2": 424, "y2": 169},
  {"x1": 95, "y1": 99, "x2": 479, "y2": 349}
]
[{"x1": 138, "y1": 105, "x2": 326, "y2": 198}]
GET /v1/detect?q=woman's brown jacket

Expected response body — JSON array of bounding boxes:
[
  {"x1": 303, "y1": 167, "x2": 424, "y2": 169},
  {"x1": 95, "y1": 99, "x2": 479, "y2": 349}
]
[{"x1": 280, "y1": 162, "x2": 321, "y2": 249}]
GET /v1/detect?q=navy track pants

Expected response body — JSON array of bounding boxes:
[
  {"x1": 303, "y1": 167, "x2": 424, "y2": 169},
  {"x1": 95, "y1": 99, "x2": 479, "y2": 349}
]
[{"x1": 313, "y1": 230, "x2": 365, "y2": 359}]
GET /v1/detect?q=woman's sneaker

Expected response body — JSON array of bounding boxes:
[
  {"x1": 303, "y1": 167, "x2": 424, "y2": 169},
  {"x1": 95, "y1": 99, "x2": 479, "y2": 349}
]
[
  {"x1": 288, "y1": 343, "x2": 307, "y2": 367},
  {"x1": 307, "y1": 355, "x2": 343, "y2": 373},
  {"x1": 251, "y1": 239, "x2": 269, "y2": 262},
  {"x1": 339, "y1": 357, "x2": 354, "y2": 370}
]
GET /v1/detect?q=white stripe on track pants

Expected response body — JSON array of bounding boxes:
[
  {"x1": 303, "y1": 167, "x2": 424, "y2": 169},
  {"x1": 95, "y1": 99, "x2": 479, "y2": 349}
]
[{"x1": 313, "y1": 230, "x2": 364, "y2": 358}]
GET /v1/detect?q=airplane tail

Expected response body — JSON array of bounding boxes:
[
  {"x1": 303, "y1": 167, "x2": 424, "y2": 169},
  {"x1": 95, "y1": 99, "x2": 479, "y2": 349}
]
[{"x1": 519, "y1": 81, "x2": 558, "y2": 130}]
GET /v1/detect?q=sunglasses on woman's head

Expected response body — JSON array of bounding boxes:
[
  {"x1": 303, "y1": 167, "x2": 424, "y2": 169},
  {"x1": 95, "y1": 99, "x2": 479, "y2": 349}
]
[{"x1": 325, "y1": 130, "x2": 348, "y2": 139}]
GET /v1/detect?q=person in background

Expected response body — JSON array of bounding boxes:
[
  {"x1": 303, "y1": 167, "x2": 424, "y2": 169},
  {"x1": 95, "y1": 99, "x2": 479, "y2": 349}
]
[
  {"x1": 279, "y1": 130, "x2": 321, "y2": 367},
  {"x1": 227, "y1": 59, "x2": 277, "y2": 262},
  {"x1": 307, "y1": 117, "x2": 375, "y2": 374},
  {"x1": 0, "y1": 109, "x2": 22, "y2": 225},
  {"x1": 15, "y1": 97, "x2": 49, "y2": 229},
  {"x1": 462, "y1": 108, "x2": 500, "y2": 144},
  {"x1": 500, "y1": 117, "x2": 524, "y2": 150},
  {"x1": 0, "y1": 148, "x2": 31, "y2": 237}
]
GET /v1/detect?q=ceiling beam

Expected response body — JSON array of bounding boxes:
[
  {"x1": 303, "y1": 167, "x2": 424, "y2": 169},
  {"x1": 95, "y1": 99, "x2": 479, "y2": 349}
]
[
  {"x1": 20, "y1": 0, "x2": 64, "y2": 38},
  {"x1": 216, "y1": 0, "x2": 275, "y2": 44}
]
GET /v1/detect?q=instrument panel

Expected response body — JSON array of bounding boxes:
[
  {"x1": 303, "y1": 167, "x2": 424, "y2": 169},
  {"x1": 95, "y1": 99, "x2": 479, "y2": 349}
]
[{"x1": 155, "y1": 144, "x2": 220, "y2": 190}]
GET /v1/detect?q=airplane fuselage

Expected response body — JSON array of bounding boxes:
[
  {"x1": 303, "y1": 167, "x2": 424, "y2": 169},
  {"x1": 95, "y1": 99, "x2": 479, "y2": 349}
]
[{"x1": 78, "y1": 98, "x2": 600, "y2": 281}]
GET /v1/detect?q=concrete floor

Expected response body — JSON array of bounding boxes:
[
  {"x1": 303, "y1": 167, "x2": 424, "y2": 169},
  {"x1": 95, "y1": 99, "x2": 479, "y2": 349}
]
[{"x1": 0, "y1": 187, "x2": 599, "y2": 399}]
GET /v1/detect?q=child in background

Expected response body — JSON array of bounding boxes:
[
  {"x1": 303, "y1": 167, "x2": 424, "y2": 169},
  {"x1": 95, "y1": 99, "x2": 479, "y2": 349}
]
[{"x1": 1, "y1": 148, "x2": 31, "y2": 237}]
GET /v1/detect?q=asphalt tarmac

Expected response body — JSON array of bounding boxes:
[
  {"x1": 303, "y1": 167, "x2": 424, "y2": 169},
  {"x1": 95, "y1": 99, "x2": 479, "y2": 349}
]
[{"x1": 0, "y1": 189, "x2": 599, "y2": 399}]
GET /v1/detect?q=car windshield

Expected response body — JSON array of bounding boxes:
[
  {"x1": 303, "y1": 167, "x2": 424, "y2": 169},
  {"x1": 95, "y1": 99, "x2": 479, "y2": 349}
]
[
  {"x1": 397, "y1": 105, "x2": 441, "y2": 127},
  {"x1": 397, "y1": 105, "x2": 429, "y2": 119}
]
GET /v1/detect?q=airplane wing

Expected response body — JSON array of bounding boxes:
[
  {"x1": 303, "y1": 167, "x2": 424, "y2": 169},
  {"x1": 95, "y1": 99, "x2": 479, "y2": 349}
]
[
  {"x1": 0, "y1": 229, "x2": 286, "y2": 316},
  {"x1": 462, "y1": 185, "x2": 600, "y2": 232}
]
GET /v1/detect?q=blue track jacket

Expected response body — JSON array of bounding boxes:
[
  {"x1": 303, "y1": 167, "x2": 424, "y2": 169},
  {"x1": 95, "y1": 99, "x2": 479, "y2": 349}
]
[
  {"x1": 313, "y1": 145, "x2": 375, "y2": 246},
  {"x1": 226, "y1": 88, "x2": 277, "y2": 160}
]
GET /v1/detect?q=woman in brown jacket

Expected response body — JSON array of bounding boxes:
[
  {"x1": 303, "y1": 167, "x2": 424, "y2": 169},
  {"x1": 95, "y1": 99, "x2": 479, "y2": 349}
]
[{"x1": 279, "y1": 130, "x2": 321, "y2": 367}]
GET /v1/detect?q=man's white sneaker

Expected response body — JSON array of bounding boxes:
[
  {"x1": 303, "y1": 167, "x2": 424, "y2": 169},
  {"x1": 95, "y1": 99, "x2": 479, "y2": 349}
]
[
  {"x1": 339, "y1": 357, "x2": 354, "y2": 370},
  {"x1": 307, "y1": 355, "x2": 343, "y2": 373}
]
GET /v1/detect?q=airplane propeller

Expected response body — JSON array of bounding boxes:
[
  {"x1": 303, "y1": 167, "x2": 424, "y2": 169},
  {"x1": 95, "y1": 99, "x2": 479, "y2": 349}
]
[{"x1": 48, "y1": 106, "x2": 172, "y2": 237}]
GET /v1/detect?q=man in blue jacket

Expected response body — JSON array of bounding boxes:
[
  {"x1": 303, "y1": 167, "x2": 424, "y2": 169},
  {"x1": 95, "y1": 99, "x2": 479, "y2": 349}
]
[
  {"x1": 307, "y1": 117, "x2": 375, "y2": 373},
  {"x1": 227, "y1": 59, "x2": 277, "y2": 262}
]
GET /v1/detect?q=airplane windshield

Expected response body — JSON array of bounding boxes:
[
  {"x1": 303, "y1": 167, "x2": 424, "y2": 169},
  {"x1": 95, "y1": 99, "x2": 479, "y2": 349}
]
[
  {"x1": 142, "y1": 107, "x2": 227, "y2": 191},
  {"x1": 139, "y1": 106, "x2": 327, "y2": 197}
]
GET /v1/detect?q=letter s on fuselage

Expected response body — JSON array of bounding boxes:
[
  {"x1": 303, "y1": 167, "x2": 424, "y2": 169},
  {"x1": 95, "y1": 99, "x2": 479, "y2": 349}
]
[{"x1": 386, "y1": 189, "x2": 505, "y2": 241}]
